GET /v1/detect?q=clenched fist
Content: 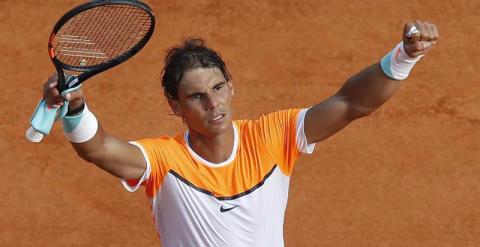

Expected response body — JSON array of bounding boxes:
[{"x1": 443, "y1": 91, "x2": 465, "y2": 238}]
[{"x1": 403, "y1": 20, "x2": 439, "y2": 58}]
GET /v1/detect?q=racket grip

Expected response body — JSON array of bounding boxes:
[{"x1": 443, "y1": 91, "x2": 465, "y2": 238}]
[{"x1": 26, "y1": 126, "x2": 45, "y2": 142}]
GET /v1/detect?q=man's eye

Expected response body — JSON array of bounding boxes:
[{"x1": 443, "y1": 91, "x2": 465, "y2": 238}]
[
  {"x1": 214, "y1": 85, "x2": 225, "y2": 91},
  {"x1": 190, "y1": 94, "x2": 202, "y2": 100}
]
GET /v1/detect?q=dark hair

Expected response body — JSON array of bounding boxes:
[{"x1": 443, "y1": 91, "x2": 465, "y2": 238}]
[{"x1": 161, "y1": 37, "x2": 231, "y2": 100}]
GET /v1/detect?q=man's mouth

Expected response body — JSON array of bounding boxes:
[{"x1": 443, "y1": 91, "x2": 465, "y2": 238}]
[{"x1": 209, "y1": 113, "x2": 226, "y2": 123}]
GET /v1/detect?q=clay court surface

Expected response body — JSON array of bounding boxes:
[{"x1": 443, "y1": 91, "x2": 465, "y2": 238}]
[{"x1": 1, "y1": 0, "x2": 479, "y2": 246}]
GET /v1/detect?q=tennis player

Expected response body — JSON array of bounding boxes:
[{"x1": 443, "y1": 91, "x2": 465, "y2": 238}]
[{"x1": 42, "y1": 20, "x2": 438, "y2": 246}]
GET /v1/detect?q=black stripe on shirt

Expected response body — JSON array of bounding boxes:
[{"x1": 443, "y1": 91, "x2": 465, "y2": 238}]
[{"x1": 169, "y1": 165, "x2": 277, "y2": 201}]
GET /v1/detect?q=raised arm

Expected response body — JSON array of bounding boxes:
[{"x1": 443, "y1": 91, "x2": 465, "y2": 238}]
[
  {"x1": 304, "y1": 20, "x2": 439, "y2": 144},
  {"x1": 43, "y1": 74, "x2": 146, "y2": 180}
]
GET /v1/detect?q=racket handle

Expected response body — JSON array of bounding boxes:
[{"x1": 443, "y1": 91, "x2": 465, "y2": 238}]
[{"x1": 26, "y1": 126, "x2": 44, "y2": 142}]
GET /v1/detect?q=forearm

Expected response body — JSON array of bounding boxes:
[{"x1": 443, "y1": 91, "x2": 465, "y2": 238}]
[
  {"x1": 70, "y1": 123, "x2": 109, "y2": 165},
  {"x1": 338, "y1": 62, "x2": 401, "y2": 119},
  {"x1": 71, "y1": 126, "x2": 140, "y2": 178},
  {"x1": 64, "y1": 104, "x2": 146, "y2": 179}
]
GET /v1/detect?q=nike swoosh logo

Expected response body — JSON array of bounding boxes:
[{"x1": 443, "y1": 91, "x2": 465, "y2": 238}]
[{"x1": 220, "y1": 205, "x2": 237, "y2": 213}]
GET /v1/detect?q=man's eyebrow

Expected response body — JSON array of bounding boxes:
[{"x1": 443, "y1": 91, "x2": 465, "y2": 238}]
[
  {"x1": 185, "y1": 81, "x2": 227, "y2": 98},
  {"x1": 186, "y1": 91, "x2": 204, "y2": 98},
  {"x1": 212, "y1": 81, "x2": 227, "y2": 88}
]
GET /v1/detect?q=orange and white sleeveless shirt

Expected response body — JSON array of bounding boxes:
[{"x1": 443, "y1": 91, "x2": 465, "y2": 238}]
[{"x1": 122, "y1": 108, "x2": 315, "y2": 247}]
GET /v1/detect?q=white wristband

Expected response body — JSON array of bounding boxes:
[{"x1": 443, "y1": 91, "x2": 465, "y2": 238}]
[
  {"x1": 62, "y1": 104, "x2": 98, "y2": 143},
  {"x1": 380, "y1": 41, "x2": 424, "y2": 80}
]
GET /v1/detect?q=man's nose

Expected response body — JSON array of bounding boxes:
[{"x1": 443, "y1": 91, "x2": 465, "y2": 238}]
[{"x1": 205, "y1": 93, "x2": 220, "y2": 110}]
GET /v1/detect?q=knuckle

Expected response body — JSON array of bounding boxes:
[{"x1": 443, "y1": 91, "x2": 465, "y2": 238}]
[
  {"x1": 420, "y1": 33, "x2": 428, "y2": 40},
  {"x1": 415, "y1": 43, "x2": 423, "y2": 51},
  {"x1": 43, "y1": 84, "x2": 51, "y2": 95},
  {"x1": 50, "y1": 89, "x2": 60, "y2": 97},
  {"x1": 56, "y1": 95, "x2": 65, "y2": 102}
]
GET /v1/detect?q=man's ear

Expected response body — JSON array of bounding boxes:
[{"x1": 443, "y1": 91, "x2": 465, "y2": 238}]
[
  {"x1": 228, "y1": 81, "x2": 235, "y2": 96},
  {"x1": 167, "y1": 98, "x2": 182, "y2": 116}
]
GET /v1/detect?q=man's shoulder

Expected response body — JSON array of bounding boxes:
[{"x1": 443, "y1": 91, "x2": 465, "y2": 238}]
[
  {"x1": 234, "y1": 108, "x2": 304, "y2": 125},
  {"x1": 132, "y1": 133, "x2": 185, "y2": 149},
  {"x1": 233, "y1": 108, "x2": 305, "y2": 140}
]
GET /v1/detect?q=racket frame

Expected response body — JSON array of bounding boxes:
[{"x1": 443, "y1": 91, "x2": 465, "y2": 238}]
[{"x1": 48, "y1": 0, "x2": 155, "y2": 91}]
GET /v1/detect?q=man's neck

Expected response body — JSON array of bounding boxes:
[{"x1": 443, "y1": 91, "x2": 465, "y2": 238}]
[{"x1": 188, "y1": 124, "x2": 235, "y2": 164}]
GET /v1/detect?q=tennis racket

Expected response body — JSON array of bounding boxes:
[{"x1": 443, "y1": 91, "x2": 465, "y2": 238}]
[{"x1": 26, "y1": 0, "x2": 155, "y2": 142}]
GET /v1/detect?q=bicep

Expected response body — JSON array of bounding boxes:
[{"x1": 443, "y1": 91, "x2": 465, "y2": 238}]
[
  {"x1": 101, "y1": 136, "x2": 147, "y2": 179},
  {"x1": 304, "y1": 94, "x2": 355, "y2": 144}
]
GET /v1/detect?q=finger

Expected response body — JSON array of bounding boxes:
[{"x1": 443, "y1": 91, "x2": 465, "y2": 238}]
[
  {"x1": 45, "y1": 73, "x2": 60, "y2": 90},
  {"x1": 404, "y1": 22, "x2": 420, "y2": 43},
  {"x1": 409, "y1": 41, "x2": 433, "y2": 56},
  {"x1": 48, "y1": 80, "x2": 57, "y2": 89},
  {"x1": 424, "y1": 22, "x2": 436, "y2": 42},
  {"x1": 43, "y1": 82, "x2": 63, "y2": 106},
  {"x1": 47, "y1": 92, "x2": 64, "y2": 107},
  {"x1": 415, "y1": 20, "x2": 429, "y2": 42},
  {"x1": 414, "y1": 41, "x2": 433, "y2": 50},
  {"x1": 43, "y1": 81, "x2": 55, "y2": 96},
  {"x1": 46, "y1": 96, "x2": 64, "y2": 108},
  {"x1": 63, "y1": 89, "x2": 84, "y2": 101},
  {"x1": 410, "y1": 45, "x2": 433, "y2": 58},
  {"x1": 431, "y1": 23, "x2": 439, "y2": 44}
]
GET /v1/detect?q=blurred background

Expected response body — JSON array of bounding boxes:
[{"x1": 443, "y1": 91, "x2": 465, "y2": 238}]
[{"x1": 1, "y1": 0, "x2": 479, "y2": 246}]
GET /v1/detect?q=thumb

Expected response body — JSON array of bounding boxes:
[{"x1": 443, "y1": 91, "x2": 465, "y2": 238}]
[{"x1": 404, "y1": 23, "x2": 420, "y2": 44}]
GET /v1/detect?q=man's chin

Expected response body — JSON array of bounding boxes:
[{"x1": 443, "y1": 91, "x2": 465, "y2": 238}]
[
  {"x1": 202, "y1": 118, "x2": 233, "y2": 136},
  {"x1": 206, "y1": 121, "x2": 232, "y2": 135}
]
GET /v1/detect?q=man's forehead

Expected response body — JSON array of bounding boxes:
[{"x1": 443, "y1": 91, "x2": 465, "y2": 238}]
[{"x1": 179, "y1": 67, "x2": 226, "y2": 90}]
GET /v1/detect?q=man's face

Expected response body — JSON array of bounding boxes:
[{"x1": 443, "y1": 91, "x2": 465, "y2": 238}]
[{"x1": 170, "y1": 67, "x2": 234, "y2": 136}]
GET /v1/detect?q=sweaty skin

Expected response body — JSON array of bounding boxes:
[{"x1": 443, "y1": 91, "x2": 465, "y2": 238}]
[{"x1": 168, "y1": 67, "x2": 236, "y2": 164}]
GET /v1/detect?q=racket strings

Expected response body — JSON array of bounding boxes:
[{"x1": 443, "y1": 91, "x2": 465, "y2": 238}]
[
  {"x1": 103, "y1": 7, "x2": 146, "y2": 62},
  {"x1": 89, "y1": 5, "x2": 131, "y2": 65},
  {"x1": 53, "y1": 4, "x2": 152, "y2": 68}
]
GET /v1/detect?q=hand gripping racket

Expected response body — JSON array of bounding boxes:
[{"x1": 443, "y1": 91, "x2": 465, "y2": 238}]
[{"x1": 26, "y1": 0, "x2": 155, "y2": 142}]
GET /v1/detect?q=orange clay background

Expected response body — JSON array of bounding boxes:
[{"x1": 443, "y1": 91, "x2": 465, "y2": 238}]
[{"x1": 1, "y1": 0, "x2": 479, "y2": 246}]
